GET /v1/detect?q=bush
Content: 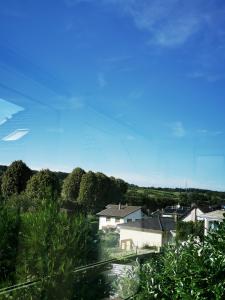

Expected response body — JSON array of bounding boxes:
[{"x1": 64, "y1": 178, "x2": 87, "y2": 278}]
[
  {"x1": 136, "y1": 218, "x2": 225, "y2": 299},
  {"x1": 176, "y1": 220, "x2": 204, "y2": 242}
]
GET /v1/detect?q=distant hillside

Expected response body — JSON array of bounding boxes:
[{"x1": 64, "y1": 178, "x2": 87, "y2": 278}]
[
  {"x1": 126, "y1": 184, "x2": 225, "y2": 211},
  {"x1": 1, "y1": 164, "x2": 224, "y2": 210}
]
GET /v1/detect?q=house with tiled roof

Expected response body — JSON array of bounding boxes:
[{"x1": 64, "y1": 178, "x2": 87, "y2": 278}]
[{"x1": 96, "y1": 204, "x2": 143, "y2": 230}]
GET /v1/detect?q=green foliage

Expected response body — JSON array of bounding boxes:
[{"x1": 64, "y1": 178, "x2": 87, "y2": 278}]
[
  {"x1": 0, "y1": 205, "x2": 20, "y2": 286},
  {"x1": 77, "y1": 171, "x2": 97, "y2": 212},
  {"x1": 126, "y1": 185, "x2": 225, "y2": 212},
  {"x1": 1, "y1": 160, "x2": 32, "y2": 199},
  {"x1": 99, "y1": 231, "x2": 120, "y2": 259},
  {"x1": 13, "y1": 203, "x2": 98, "y2": 299},
  {"x1": 61, "y1": 167, "x2": 85, "y2": 202},
  {"x1": 113, "y1": 261, "x2": 140, "y2": 299},
  {"x1": 25, "y1": 169, "x2": 60, "y2": 206},
  {"x1": 176, "y1": 221, "x2": 204, "y2": 241},
  {"x1": 137, "y1": 218, "x2": 225, "y2": 299}
]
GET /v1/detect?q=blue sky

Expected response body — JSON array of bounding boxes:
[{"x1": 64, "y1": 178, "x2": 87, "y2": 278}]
[{"x1": 1, "y1": 0, "x2": 225, "y2": 190}]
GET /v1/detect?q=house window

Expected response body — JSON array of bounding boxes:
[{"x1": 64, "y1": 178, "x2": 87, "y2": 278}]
[
  {"x1": 127, "y1": 219, "x2": 132, "y2": 222},
  {"x1": 115, "y1": 217, "x2": 120, "y2": 223},
  {"x1": 209, "y1": 221, "x2": 219, "y2": 231},
  {"x1": 106, "y1": 217, "x2": 111, "y2": 222}
]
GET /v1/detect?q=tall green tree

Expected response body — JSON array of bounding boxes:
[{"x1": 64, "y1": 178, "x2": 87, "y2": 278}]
[
  {"x1": 77, "y1": 171, "x2": 97, "y2": 212},
  {"x1": 95, "y1": 172, "x2": 111, "y2": 211},
  {"x1": 25, "y1": 169, "x2": 60, "y2": 205},
  {"x1": 61, "y1": 167, "x2": 85, "y2": 202},
  {"x1": 1, "y1": 160, "x2": 32, "y2": 199}
]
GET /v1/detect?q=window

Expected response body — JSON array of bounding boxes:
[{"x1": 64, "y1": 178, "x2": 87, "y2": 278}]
[
  {"x1": 115, "y1": 217, "x2": 121, "y2": 223},
  {"x1": 127, "y1": 219, "x2": 132, "y2": 223},
  {"x1": 106, "y1": 217, "x2": 111, "y2": 222}
]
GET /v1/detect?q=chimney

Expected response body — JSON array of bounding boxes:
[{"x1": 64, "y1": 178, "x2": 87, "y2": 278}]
[
  {"x1": 173, "y1": 213, "x2": 178, "y2": 222},
  {"x1": 118, "y1": 203, "x2": 121, "y2": 210}
]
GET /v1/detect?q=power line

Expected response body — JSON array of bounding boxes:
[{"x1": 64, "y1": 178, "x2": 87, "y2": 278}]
[{"x1": 0, "y1": 251, "x2": 148, "y2": 296}]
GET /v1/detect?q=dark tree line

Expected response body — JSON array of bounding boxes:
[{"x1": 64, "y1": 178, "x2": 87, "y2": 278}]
[{"x1": 0, "y1": 160, "x2": 128, "y2": 214}]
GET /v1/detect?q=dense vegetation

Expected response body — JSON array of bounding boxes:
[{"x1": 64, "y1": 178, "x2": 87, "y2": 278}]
[
  {"x1": 135, "y1": 217, "x2": 225, "y2": 299},
  {"x1": 126, "y1": 185, "x2": 225, "y2": 211},
  {"x1": 0, "y1": 161, "x2": 225, "y2": 299},
  {"x1": 0, "y1": 160, "x2": 128, "y2": 299}
]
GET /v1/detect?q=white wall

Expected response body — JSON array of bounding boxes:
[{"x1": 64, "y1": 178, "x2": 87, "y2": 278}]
[
  {"x1": 120, "y1": 228, "x2": 162, "y2": 248},
  {"x1": 183, "y1": 208, "x2": 204, "y2": 222},
  {"x1": 99, "y1": 209, "x2": 142, "y2": 230}
]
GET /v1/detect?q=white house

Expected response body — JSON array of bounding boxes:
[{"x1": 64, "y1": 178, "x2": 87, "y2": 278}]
[
  {"x1": 199, "y1": 210, "x2": 225, "y2": 235},
  {"x1": 182, "y1": 205, "x2": 212, "y2": 222},
  {"x1": 119, "y1": 216, "x2": 175, "y2": 251},
  {"x1": 97, "y1": 204, "x2": 143, "y2": 230}
]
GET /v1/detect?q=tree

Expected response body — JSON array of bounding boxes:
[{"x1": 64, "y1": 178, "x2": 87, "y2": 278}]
[
  {"x1": 61, "y1": 167, "x2": 85, "y2": 202},
  {"x1": 14, "y1": 203, "x2": 99, "y2": 299},
  {"x1": 25, "y1": 169, "x2": 60, "y2": 205},
  {"x1": 1, "y1": 160, "x2": 32, "y2": 199},
  {"x1": 176, "y1": 221, "x2": 204, "y2": 242},
  {"x1": 95, "y1": 172, "x2": 111, "y2": 211},
  {"x1": 77, "y1": 171, "x2": 97, "y2": 213},
  {"x1": 116, "y1": 178, "x2": 128, "y2": 195}
]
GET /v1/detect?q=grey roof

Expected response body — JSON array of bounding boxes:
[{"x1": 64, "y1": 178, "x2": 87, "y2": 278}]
[
  {"x1": 96, "y1": 204, "x2": 142, "y2": 218},
  {"x1": 119, "y1": 216, "x2": 176, "y2": 232},
  {"x1": 163, "y1": 206, "x2": 190, "y2": 216},
  {"x1": 199, "y1": 210, "x2": 225, "y2": 220}
]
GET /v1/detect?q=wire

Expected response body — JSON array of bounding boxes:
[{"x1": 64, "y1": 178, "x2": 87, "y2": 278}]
[{"x1": 0, "y1": 251, "x2": 145, "y2": 296}]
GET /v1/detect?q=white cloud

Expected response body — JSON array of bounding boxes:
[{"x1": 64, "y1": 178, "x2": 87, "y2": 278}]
[
  {"x1": 170, "y1": 121, "x2": 186, "y2": 138},
  {"x1": 97, "y1": 72, "x2": 107, "y2": 88},
  {"x1": 197, "y1": 129, "x2": 223, "y2": 137},
  {"x1": 2, "y1": 129, "x2": 29, "y2": 141},
  {"x1": 101, "y1": 0, "x2": 209, "y2": 47},
  {"x1": 64, "y1": 0, "x2": 215, "y2": 47}
]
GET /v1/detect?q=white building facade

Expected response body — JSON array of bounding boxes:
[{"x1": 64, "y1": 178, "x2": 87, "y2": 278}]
[
  {"x1": 199, "y1": 210, "x2": 225, "y2": 235},
  {"x1": 182, "y1": 207, "x2": 205, "y2": 222},
  {"x1": 97, "y1": 205, "x2": 143, "y2": 230}
]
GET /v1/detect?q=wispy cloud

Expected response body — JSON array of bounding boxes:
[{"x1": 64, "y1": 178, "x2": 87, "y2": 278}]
[
  {"x1": 97, "y1": 72, "x2": 107, "y2": 88},
  {"x1": 53, "y1": 96, "x2": 85, "y2": 110},
  {"x1": 169, "y1": 121, "x2": 186, "y2": 138},
  {"x1": 102, "y1": 0, "x2": 210, "y2": 47},
  {"x1": 2, "y1": 129, "x2": 29, "y2": 141},
  {"x1": 66, "y1": 0, "x2": 223, "y2": 50},
  {"x1": 197, "y1": 129, "x2": 223, "y2": 137},
  {"x1": 187, "y1": 71, "x2": 223, "y2": 82}
]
